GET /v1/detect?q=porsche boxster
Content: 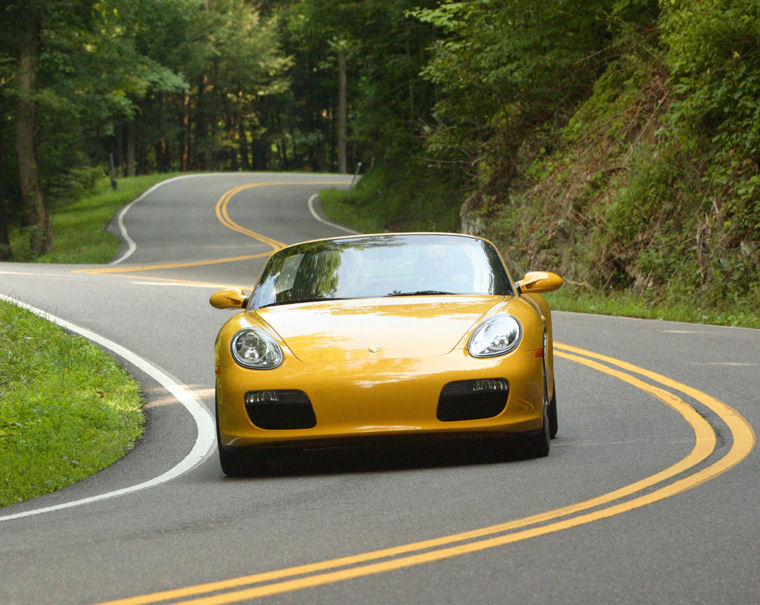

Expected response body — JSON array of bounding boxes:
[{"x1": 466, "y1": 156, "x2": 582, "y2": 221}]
[{"x1": 210, "y1": 232, "x2": 562, "y2": 475}]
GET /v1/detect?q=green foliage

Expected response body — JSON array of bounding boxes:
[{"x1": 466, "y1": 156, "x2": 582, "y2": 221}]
[
  {"x1": 1, "y1": 0, "x2": 290, "y2": 258},
  {"x1": 311, "y1": 0, "x2": 759, "y2": 324},
  {"x1": 269, "y1": 0, "x2": 356, "y2": 171},
  {"x1": 0, "y1": 300, "x2": 144, "y2": 506},
  {"x1": 321, "y1": 161, "x2": 463, "y2": 233},
  {"x1": 282, "y1": 0, "x2": 441, "y2": 165},
  {"x1": 412, "y1": 0, "x2": 623, "y2": 194},
  {"x1": 501, "y1": 4, "x2": 757, "y2": 312},
  {"x1": 661, "y1": 0, "x2": 760, "y2": 242},
  {"x1": 130, "y1": 0, "x2": 289, "y2": 171}
]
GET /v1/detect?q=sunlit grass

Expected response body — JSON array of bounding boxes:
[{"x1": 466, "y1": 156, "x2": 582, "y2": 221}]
[{"x1": 0, "y1": 301, "x2": 144, "y2": 507}]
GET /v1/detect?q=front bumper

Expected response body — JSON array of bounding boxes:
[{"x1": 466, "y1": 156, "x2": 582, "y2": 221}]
[{"x1": 216, "y1": 348, "x2": 544, "y2": 449}]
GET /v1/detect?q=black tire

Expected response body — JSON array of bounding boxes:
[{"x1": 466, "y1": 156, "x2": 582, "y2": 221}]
[
  {"x1": 523, "y1": 352, "x2": 551, "y2": 458},
  {"x1": 542, "y1": 327, "x2": 558, "y2": 440},
  {"x1": 548, "y1": 388, "x2": 558, "y2": 439},
  {"x1": 523, "y1": 407, "x2": 550, "y2": 458},
  {"x1": 218, "y1": 441, "x2": 249, "y2": 477},
  {"x1": 216, "y1": 394, "x2": 267, "y2": 477},
  {"x1": 217, "y1": 430, "x2": 270, "y2": 477}
]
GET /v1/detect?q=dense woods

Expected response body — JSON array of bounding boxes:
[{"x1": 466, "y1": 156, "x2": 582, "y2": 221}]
[{"x1": 1, "y1": 0, "x2": 758, "y2": 309}]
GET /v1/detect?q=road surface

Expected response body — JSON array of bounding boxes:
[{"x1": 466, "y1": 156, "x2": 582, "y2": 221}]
[{"x1": 0, "y1": 173, "x2": 757, "y2": 604}]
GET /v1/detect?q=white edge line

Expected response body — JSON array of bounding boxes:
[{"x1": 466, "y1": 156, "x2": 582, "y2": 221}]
[
  {"x1": 307, "y1": 193, "x2": 359, "y2": 234},
  {"x1": 0, "y1": 293, "x2": 216, "y2": 523},
  {"x1": 110, "y1": 174, "x2": 209, "y2": 265},
  {"x1": 109, "y1": 198, "x2": 138, "y2": 265}
]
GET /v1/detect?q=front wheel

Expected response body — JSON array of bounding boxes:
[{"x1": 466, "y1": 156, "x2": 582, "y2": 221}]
[
  {"x1": 548, "y1": 388, "x2": 558, "y2": 439},
  {"x1": 522, "y1": 407, "x2": 550, "y2": 458},
  {"x1": 218, "y1": 442, "x2": 250, "y2": 477},
  {"x1": 216, "y1": 393, "x2": 267, "y2": 476},
  {"x1": 542, "y1": 327, "x2": 558, "y2": 440},
  {"x1": 523, "y1": 354, "x2": 551, "y2": 457},
  {"x1": 523, "y1": 352, "x2": 557, "y2": 458},
  {"x1": 217, "y1": 437, "x2": 270, "y2": 477}
]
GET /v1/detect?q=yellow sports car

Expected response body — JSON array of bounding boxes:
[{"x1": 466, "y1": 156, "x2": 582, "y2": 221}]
[{"x1": 210, "y1": 233, "x2": 562, "y2": 475}]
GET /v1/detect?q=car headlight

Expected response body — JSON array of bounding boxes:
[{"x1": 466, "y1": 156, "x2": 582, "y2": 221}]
[
  {"x1": 468, "y1": 315, "x2": 522, "y2": 358},
  {"x1": 230, "y1": 328, "x2": 283, "y2": 369}
]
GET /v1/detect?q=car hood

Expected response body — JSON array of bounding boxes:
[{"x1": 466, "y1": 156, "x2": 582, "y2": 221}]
[{"x1": 255, "y1": 295, "x2": 507, "y2": 362}]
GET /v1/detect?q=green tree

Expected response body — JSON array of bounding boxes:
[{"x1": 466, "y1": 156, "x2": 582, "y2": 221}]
[
  {"x1": 412, "y1": 0, "x2": 621, "y2": 199},
  {"x1": 271, "y1": 0, "x2": 357, "y2": 172},
  {"x1": 124, "y1": 0, "x2": 288, "y2": 173},
  {"x1": 4, "y1": 0, "x2": 72, "y2": 256},
  {"x1": 0, "y1": 0, "x2": 187, "y2": 258},
  {"x1": 0, "y1": 26, "x2": 17, "y2": 260}
]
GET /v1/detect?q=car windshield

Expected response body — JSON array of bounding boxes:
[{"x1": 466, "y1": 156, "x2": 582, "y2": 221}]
[{"x1": 249, "y1": 234, "x2": 513, "y2": 309}]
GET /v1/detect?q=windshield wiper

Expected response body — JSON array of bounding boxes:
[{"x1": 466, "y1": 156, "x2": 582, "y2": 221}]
[
  {"x1": 261, "y1": 296, "x2": 347, "y2": 308},
  {"x1": 387, "y1": 290, "x2": 454, "y2": 297}
]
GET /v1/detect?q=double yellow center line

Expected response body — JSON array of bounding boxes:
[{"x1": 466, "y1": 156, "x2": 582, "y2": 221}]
[
  {"x1": 214, "y1": 183, "x2": 287, "y2": 251},
  {"x1": 98, "y1": 342, "x2": 755, "y2": 605}
]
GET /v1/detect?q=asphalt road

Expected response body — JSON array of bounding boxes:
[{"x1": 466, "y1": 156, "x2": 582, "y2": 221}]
[{"x1": 0, "y1": 173, "x2": 757, "y2": 605}]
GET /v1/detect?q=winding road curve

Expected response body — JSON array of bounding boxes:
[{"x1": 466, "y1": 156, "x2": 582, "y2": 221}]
[{"x1": 0, "y1": 173, "x2": 757, "y2": 604}]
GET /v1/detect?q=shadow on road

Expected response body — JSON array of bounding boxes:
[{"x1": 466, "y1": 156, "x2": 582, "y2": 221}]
[{"x1": 223, "y1": 438, "x2": 547, "y2": 479}]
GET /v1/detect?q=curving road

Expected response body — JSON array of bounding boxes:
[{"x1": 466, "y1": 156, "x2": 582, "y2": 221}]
[{"x1": 0, "y1": 173, "x2": 757, "y2": 604}]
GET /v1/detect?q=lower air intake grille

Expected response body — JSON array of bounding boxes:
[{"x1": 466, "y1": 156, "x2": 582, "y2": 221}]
[
  {"x1": 244, "y1": 390, "x2": 316, "y2": 429},
  {"x1": 437, "y1": 379, "x2": 509, "y2": 422}
]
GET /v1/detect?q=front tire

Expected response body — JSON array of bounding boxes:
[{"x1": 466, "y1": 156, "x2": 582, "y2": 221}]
[
  {"x1": 548, "y1": 388, "x2": 558, "y2": 439},
  {"x1": 218, "y1": 442, "x2": 249, "y2": 477},
  {"x1": 542, "y1": 327, "x2": 558, "y2": 440},
  {"x1": 216, "y1": 393, "x2": 267, "y2": 477},
  {"x1": 523, "y1": 407, "x2": 550, "y2": 458},
  {"x1": 524, "y1": 354, "x2": 551, "y2": 458}
]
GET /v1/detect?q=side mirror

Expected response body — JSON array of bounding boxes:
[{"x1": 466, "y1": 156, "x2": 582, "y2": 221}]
[
  {"x1": 517, "y1": 271, "x2": 563, "y2": 294},
  {"x1": 210, "y1": 288, "x2": 248, "y2": 309}
]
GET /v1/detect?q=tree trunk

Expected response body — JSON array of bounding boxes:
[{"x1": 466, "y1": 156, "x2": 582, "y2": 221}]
[
  {"x1": 0, "y1": 131, "x2": 11, "y2": 260},
  {"x1": 238, "y1": 121, "x2": 249, "y2": 170},
  {"x1": 16, "y1": 13, "x2": 52, "y2": 256},
  {"x1": 127, "y1": 119, "x2": 136, "y2": 177},
  {"x1": 181, "y1": 93, "x2": 191, "y2": 172},
  {"x1": 405, "y1": 34, "x2": 414, "y2": 121},
  {"x1": 337, "y1": 47, "x2": 347, "y2": 174},
  {"x1": 236, "y1": 90, "x2": 249, "y2": 170},
  {"x1": 0, "y1": 195, "x2": 10, "y2": 260}
]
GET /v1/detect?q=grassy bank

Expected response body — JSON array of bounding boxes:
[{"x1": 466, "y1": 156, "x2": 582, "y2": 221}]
[
  {"x1": 0, "y1": 300, "x2": 144, "y2": 506},
  {"x1": 322, "y1": 163, "x2": 463, "y2": 234},
  {"x1": 0, "y1": 174, "x2": 179, "y2": 507},
  {"x1": 320, "y1": 187, "x2": 760, "y2": 330},
  {"x1": 545, "y1": 284, "x2": 760, "y2": 329}
]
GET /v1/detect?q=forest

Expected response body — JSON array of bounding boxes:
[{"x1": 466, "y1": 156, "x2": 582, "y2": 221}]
[{"x1": 1, "y1": 0, "x2": 759, "y2": 311}]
